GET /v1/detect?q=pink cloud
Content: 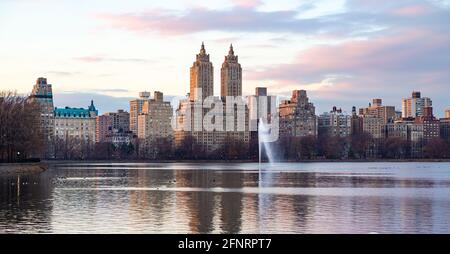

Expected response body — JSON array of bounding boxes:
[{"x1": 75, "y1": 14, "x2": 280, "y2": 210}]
[
  {"x1": 96, "y1": 10, "x2": 207, "y2": 35},
  {"x1": 231, "y1": 0, "x2": 262, "y2": 8},
  {"x1": 248, "y1": 27, "x2": 449, "y2": 83},
  {"x1": 74, "y1": 55, "x2": 151, "y2": 63},
  {"x1": 94, "y1": 6, "x2": 362, "y2": 36},
  {"x1": 245, "y1": 25, "x2": 450, "y2": 113},
  {"x1": 392, "y1": 5, "x2": 429, "y2": 16}
]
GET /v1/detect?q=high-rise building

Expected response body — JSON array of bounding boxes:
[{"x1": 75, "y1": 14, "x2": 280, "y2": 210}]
[
  {"x1": 445, "y1": 109, "x2": 450, "y2": 119},
  {"x1": 129, "y1": 91, "x2": 150, "y2": 135},
  {"x1": 54, "y1": 100, "x2": 98, "y2": 143},
  {"x1": 104, "y1": 109, "x2": 130, "y2": 133},
  {"x1": 440, "y1": 115, "x2": 450, "y2": 143},
  {"x1": 221, "y1": 44, "x2": 242, "y2": 97},
  {"x1": 386, "y1": 106, "x2": 440, "y2": 158},
  {"x1": 137, "y1": 92, "x2": 173, "y2": 140},
  {"x1": 247, "y1": 87, "x2": 276, "y2": 128},
  {"x1": 361, "y1": 115, "x2": 384, "y2": 139},
  {"x1": 279, "y1": 90, "x2": 318, "y2": 138},
  {"x1": 138, "y1": 92, "x2": 173, "y2": 158},
  {"x1": 351, "y1": 106, "x2": 363, "y2": 135},
  {"x1": 29, "y1": 77, "x2": 55, "y2": 157},
  {"x1": 415, "y1": 106, "x2": 440, "y2": 141},
  {"x1": 175, "y1": 44, "x2": 249, "y2": 153},
  {"x1": 96, "y1": 109, "x2": 130, "y2": 143},
  {"x1": 318, "y1": 106, "x2": 352, "y2": 137},
  {"x1": 96, "y1": 115, "x2": 112, "y2": 143},
  {"x1": 401, "y1": 91, "x2": 432, "y2": 118},
  {"x1": 359, "y1": 98, "x2": 396, "y2": 124},
  {"x1": 190, "y1": 42, "x2": 213, "y2": 101},
  {"x1": 255, "y1": 87, "x2": 267, "y2": 97}
]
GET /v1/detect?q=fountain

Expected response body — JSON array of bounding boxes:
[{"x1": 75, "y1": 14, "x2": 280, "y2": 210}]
[
  {"x1": 258, "y1": 118, "x2": 275, "y2": 162},
  {"x1": 257, "y1": 118, "x2": 276, "y2": 234},
  {"x1": 258, "y1": 118, "x2": 275, "y2": 181}
]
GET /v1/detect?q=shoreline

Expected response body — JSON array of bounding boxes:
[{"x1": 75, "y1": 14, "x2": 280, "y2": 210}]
[
  {"x1": 0, "y1": 163, "x2": 48, "y2": 175},
  {"x1": 43, "y1": 159, "x2": 450, "y2": 164}
]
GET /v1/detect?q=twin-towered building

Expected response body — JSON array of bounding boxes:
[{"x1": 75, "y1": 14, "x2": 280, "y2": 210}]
[{"x1": 175, "y1": 43, "x2": 249, "y2": 153}]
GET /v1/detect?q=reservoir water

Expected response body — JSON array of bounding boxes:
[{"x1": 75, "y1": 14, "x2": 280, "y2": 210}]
[{"x1": 1, "y1": 162, "x2": 450, "y2": 233}]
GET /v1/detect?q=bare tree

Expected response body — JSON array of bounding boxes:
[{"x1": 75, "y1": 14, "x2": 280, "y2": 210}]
[{"x1": 0, "y1": 91, "x2": 43, "y2": 162}]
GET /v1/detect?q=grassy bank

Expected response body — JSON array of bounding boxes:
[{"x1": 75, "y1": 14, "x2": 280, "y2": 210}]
[{"x1": 0, "y1": 163, "x2": 48, "y2": 175}]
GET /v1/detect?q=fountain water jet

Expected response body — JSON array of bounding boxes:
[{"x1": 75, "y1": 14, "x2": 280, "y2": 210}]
[
  {"x1": 257, "y1": 118, "x2": 276, "y2": 233},
  {"x1": 258, "y1": 118, "x2": 275, "y2": 181}
]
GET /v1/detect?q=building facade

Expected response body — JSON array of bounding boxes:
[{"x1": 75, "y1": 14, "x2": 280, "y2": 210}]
[
  {"x1": 359, "y1": 98, "x2": 396, "y2": 124},
  {"x1": 385, "y1": 106, "x2": 440, "y2": 158},
  {"x1": 29, "y1": 77, "x2": 55, "y2": 157},
  {"x1": 96, "y1": 115, "x2": 112, "y2": 143},
  {"x1": 318, "y1": 107, "x2": 352, "y2": 137},
  {"x1": 190, "y1": 42, "x2": 213, "y2": 101},
  {"x1": 129, "y1": 91, "x2": 151, "y2": 135},
  {"x1": 54, "y1": 100, "x2": 98, "y2": 143},
  {"x1": 137, "y1": 91, "x2": 174, "y2": 149},
  {"x1": 279, "y1": 90, "x2": 318, "y2": 138},
  {"x1": 96, "y1": 109, "x2": 130, "y2": 143},
  {"x1": 440, "y1": 117, "x2": 450, "y2": 143},
  {"x1": 402, "y1": 91, "x2": 432, "y2": 118},
  {"x1": 175, "y1": 43, "x2": 249, "y2": 153},
  {"x1": 221, "y1": 44, "x2": 242, "y2": 97},
  {"x1": 361, "y1": 115, "x2": 384, "y2": 139}
]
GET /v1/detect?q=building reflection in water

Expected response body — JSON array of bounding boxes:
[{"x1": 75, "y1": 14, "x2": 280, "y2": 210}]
[
  {"x1": 175, "y1": 169, "x2": 216, "y2": 233},
  {"x1": 2, "y1": 163, "x2": 450, "y2": 233},
  {"x1": 218, "y1": 170, "x2": 243, "y2": 233}
]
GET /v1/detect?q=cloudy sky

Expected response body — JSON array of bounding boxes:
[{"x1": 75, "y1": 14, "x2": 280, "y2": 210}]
[{"x1": 0, "y1": 0, "x2": 449, "y2": 116}]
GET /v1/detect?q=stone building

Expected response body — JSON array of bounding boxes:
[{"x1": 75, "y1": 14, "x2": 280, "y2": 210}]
[
  {"x1": 279, "y1": 90, "x2": 318, "y2": 138},
  {"x1": 175, "y1": 43, "x2": 249, "y2": 153},
  {"x1": 318, "y1": 106, "x2": 352, "y2": 137},
  {"x1": 402, "y1": 91, "x2": 432, "y2": 118},
  {"x1": 190, "y1": 42, "x2": 213, "y2": 101},
  {"x1": 440, "y1": 116, "x2": 450, "y2": 143},
  {"x1": 385, "y1": 107, "x2": 440, "y2": 158},
  {"x1": 359, "y1": 98, "x2": 396, "y2": 124},
  {"x1": 138, "y1": 91, "x2": 173, "y2": 157},
  {"x1": 96, "y1": 109, "x2": 130, "y2": 143},
  {"x1": 129, "y1": 91, "x2": 151, "y2": 135},
  {"x1": 221, "y1": 44, "x2": 242, "y2": 97},
  {"x1": 29, "y1": 77, "x2": 55, "y2": 158},
  {"x1": 96, "y1": 115, "x2": 112, "y2": 143},
  {"x1": 361, "y1": 115, "x2": 384, "y2": 139},
  {"x1": 54, "y1": 100, "x2": 98, "y2": 143}
]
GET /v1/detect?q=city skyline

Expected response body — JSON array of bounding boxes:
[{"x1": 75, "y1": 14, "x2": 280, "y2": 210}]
[{"x1": 1, "y1": 0, "x2": 450, "y2": 116}]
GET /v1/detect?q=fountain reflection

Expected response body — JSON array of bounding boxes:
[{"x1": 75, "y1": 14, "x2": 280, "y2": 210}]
[{"x1": 0, "y1": 162, "x2": 450, "y2": 233}]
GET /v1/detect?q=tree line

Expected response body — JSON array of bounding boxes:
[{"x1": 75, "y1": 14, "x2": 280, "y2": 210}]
[
  {"x1": 0, "y1": 91, "x2": 43, "y2": 163},
  {"x1": 1, "y1": 90, "x2": 448, "y2": 162}
]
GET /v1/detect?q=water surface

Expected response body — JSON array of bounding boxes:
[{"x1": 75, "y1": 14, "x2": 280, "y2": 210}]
[{"x1": 1, "y1": 162, "x2": 450, "y2": 233}]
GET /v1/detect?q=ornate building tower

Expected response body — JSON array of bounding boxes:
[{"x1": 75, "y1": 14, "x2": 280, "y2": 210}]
[
  {"x1": 190, "y1": 42, "x2": 213, "y2": 101},
  {"x1": 221, "y1": 44, "x2": 242, "y2": 97},
  {"x1": 30, "y1": 77, "x2": 55, "y2": 158}
]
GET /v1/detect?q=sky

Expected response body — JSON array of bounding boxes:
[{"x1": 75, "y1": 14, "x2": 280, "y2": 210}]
[{"x1": 0, "y1": 0, "x2": 449, "y2": 116}]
